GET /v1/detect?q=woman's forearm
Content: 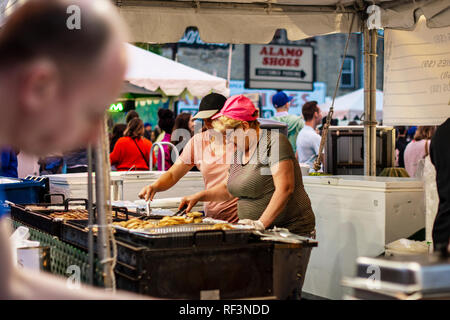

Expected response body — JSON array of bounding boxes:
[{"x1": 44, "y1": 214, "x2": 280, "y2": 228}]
[
  {"x1": 152, "y1": 163, "x2": 192, "y2": 192},
  {"x1": 258, "y1": 189, "x2": 291, "y2": 228},
  {"x1": 197, "y1": 183, "x2": 233, "y2": 202},
  {"x1": 152, "y1": 171, "x2": 177, "y2": 192}
]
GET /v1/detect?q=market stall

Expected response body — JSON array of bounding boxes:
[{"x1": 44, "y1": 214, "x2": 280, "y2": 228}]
[
  {"x1": 8, "y1": 191, "x2": 317, "y2": 299},
  {"x1": 113, "y1": 0, "x2": 450, "y2": 300},
  {"x1": 3, "y1": 0, "x2": 450, "y2": 301}
]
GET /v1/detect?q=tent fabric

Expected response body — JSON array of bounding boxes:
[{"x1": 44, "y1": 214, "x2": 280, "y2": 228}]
[
  {"x1": 121, "y1": 81, "x2": 160, "y2": 95},
  {"x1": 125, "y1": 43, "x2": 229, "y2": 97},
  {"x1": 116, "y1": 0, "x2": 450, "y2": 44},
  {"x1": 320, "y1": 88, "x2": 384, "y2": 121}
]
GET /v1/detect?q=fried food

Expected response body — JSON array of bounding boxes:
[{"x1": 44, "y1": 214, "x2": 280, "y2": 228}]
[
  {"x1": 193, "y1": 218, "x2": 203, "y2": 224},
  {"x1": 114, "y1": 218, "x2": 158, "y2": 230},
  {"x1": 212, "y1": 223, "x2": 234, "y2": 230},
  {"x1": 113, "y1": 214, "x2": 206, "y2": 230},
  {"x1": 49, "y1": 210, "x2": 89, "y2": 220},
  {"x1": 186, "y1": 211, "x2": 203, "y2": 218},
  {"x1": 47, "y1": 209, "x2": 128, "y2": 220}
]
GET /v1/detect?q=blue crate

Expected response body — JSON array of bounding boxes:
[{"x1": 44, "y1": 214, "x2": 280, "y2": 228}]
[{"x1": 0, "y1": 176, "x2": 48, "y2": 204}]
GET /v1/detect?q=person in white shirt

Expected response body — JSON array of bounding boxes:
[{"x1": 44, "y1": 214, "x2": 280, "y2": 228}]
[
  {"x1": 296, "y1": 101, "x2": 322, "y2": 169},
  {"x1": 270, "y1": 91, "x2": 304, "y2": 153}
]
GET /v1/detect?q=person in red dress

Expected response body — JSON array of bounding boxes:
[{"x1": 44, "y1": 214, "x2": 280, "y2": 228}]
[{"x1": 110, "y1": 118, "x2": 156, "y2": 171}]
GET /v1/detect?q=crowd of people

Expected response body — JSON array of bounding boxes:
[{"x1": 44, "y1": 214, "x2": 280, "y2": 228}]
[
  {"x1": 109, "y1": 108, "x2": 195, "y2": 171},
  {"x1": 394, "y1": 125, "x2": 436, "y2": 177}
]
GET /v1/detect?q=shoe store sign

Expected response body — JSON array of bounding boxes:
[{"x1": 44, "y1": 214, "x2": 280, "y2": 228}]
[{"x1": 245, "y1": 44, "x2": 314, "y2": 91}]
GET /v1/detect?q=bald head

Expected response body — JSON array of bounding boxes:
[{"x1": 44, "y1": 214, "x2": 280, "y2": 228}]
[{"x1": 0, "y1": 0, "x2": 128, "y2": 155}]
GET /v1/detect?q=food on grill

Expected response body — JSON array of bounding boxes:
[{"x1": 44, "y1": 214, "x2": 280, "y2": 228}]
[
  {"x1": 186, "y1": 211, "x2": 203, "y2": 218},
  {"x1": 114, "y1": 218, "x2": 158, "y2": 230},
  {"x1": 212, "y1": 223, "x2": 234, "y2": 230},
  {"x1": 47, "y1": 209, "x2": 128, "y2": 220},
  {"x1": 113, "y1": 214, "x2": 205, "y2": 230},
  {"x1": 49, "y1": 210, "x2": 89, "y2": 220},
  {"x1": 158, "y1": 215, "x2": 203, "y2": 226}
]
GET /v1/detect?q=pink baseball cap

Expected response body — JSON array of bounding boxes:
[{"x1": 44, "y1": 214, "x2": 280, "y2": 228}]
[{"x1": 211, "y1": 94, "x2": 258, "y2": 122}]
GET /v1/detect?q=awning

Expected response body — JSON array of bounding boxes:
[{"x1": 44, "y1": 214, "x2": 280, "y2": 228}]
[
  {"x1": 121, "y1": 81, "x2": 160, "y2": 95},
  {"x1": 116, "y1": 0, "x2": 450, "y2": 44},
  {"x1": 125, "y1": 43, "x2": 229, "y2": 97},
  {"x1": 320, "y1": 88, "x2": 384, "y2": 121}
]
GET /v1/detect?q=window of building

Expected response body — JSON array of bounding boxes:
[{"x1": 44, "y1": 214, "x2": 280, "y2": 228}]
[{"x1": 340, "y1": 57, "x2": 355, "y2": 88}]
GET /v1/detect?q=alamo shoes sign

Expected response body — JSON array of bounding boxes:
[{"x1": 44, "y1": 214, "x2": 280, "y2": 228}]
[{"x1": 245, "y1": 44, "x2": 314, "y2": 91}]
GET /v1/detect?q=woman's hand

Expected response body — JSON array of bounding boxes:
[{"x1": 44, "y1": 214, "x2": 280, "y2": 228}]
[
  {"x1": 179, "y1": 192, "x2": 203, "y2": 213},
  {"x1": 138, "y1": 184, "x2": 157, "y2": 201},
  {"x1": 238, "y1": 219, "x2": 265, "y2": 231}
]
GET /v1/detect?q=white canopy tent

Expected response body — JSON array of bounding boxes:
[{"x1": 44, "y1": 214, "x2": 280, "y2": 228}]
[
  {"x1": 116, "y1": 0, "x2": 450, "y2": 44},
  {"x1": 125, "y1": 43, "x2": 229, "y2": 97},
  {"x1": 115, "y1": 0, "x2": 450, "y2": 176},
  {"x1": 320, "y1": 88, "x2": 384, "y2": 121}
]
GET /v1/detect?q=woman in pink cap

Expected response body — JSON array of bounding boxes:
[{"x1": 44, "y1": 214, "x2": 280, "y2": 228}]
[{"x1": 179, "y1": 94, "x2": 315, "y2": 298}]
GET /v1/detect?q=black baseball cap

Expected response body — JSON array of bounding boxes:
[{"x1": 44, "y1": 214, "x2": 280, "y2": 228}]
[{"x1": 193, "y1": 93, "x2": 227, "y2": 119}]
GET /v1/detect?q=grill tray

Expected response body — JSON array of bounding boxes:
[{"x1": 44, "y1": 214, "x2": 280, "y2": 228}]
[
  {"x1": 10, "y1": 199, "x2": 133, "y2": 238},
  {"x1": 62, "y1": 218, "x2": 255, "y2": 251}
]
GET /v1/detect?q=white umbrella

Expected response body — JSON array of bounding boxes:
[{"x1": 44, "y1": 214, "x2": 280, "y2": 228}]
[
  {"x1": 320, "y1": 88, "x2": 384, "y2": 121},
  {"x1": 125, "y1": 43, "x2": 229, "y2": 97}
]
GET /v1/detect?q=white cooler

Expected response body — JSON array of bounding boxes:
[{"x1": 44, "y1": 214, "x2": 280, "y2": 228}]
[
  {"x1": 45, "y1": 171, "x2": 205, "y2": 202},
  {"x1": 301, "y1": 175, "x2": 425, "y2": 300}
]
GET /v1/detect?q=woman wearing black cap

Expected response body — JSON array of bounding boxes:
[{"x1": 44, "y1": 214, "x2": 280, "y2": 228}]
[{"x1": 139, "y1": 93, "x2": 239, "y2": 223}]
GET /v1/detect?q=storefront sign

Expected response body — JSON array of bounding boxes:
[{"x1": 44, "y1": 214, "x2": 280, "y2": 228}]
[
  {"x1": 178, "y1": 28, "x2": 229, "y2": 49},
  {"x1": 245, "y1": 44, "x2": 314, "y2": 91},
  {"x1": 109, "y1": 102, "x2": 124, "y2": 112}
]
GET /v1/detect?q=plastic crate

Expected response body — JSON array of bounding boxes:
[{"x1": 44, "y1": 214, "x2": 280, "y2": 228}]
[
  {"x1": 0, "y1": 176, "x2": 48, "y2": 204},
  {"x1": 11, "y1": 219, "x2": 104, "y2": 286}
]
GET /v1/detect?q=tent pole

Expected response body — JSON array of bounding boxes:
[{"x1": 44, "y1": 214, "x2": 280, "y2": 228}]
[
  {"x1": 370, "y1": 29, "x2": 378, "y2": 176},
  {"x1": 87, "y1": 144, "x2": 94, "y2": 285},
  {"x1": 363, "y1": 27, "x2": 378, "y2": 176},
  {"x1": 227, "y1": 45, "x2": 233, "y2": 88},
  {"x1": 94, "y1": 115, "x2": 115, "y2": 290}
]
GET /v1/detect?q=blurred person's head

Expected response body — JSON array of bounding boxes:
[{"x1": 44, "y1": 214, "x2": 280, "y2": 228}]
[
  {"x1": 414, "y1": 126, "x2": 436, "y2": 141},
  {"x1": 111, "y1": 123, "x2": 127, "y2": 140},
  {"x1": 173, "y1": 113, "x2": 194, "y2": 135},
  {"x1": 110, "y1": 123, "x2": 126, "y2": 152},
  {"x1": 396, "y1": 126, "x2": 407, "y2": 137},
  {"x1": 144, "y1": 122, "x2": 152, "y2": 132},
  {"x1": 171, "y1": 113, "x2": 194, "y2": 152},
  {"x1": 150, "y1": 130, "x2": 156, "y2": 142},
  {"x1": 212, "y1": 95, "x2": 259, "y2": 151},
  {"x1": 272, "y1": 91, "x2": 293, "y2": 111},
  {"x1": 193, "y1": 93, "x2": 227, "y2": 130},
  {"x1": 124, "y1": 118, "x2": 145, "y2": 139},
  {"x1": 126, "y1": 110, "x2": 139, "y2": 124},
  {"x1": 158, "y1": 109, "x2": 175, "y2": 134},
  {"x1": 302, "y1": 101, "x2": 321, "y2": 128},
  {"x1": 0, "y1": 0, "x2": 128, "y2": 155}
]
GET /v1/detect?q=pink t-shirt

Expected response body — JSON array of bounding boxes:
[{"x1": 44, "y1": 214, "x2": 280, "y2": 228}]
[
  {"x1": 404, "y1": 139, "x2": 430, "y2": 177},
  {"x1": 177, "y1": 130, "x2": 238, "y2": 223}
]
